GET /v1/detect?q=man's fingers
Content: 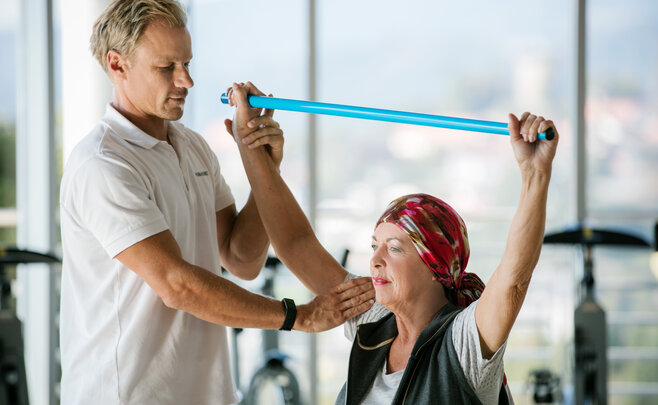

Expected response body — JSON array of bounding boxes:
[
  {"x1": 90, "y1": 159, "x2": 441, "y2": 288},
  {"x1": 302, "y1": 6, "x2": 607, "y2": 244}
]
[
  {"x1": 340, "y1": 279, "x2": 375, "y2": 298},
  {"x1": 330, "y1": 277, "x2": 372, "y2": 294},
  {"x1": 342, "y1": 299, "x2": 375, "y2": 320},
  {"x1": 245, "y1": 135, "x2": 283, "y2": 149},
  {"x1": 241, "y1": 129, "x2": 284, "y2": 148},
  {"x1": 303, "y1": 277, "x2": 376, "y2": 331},
  {"x1": 335, "y1": 287, "x2": 376, "y2": 311},
  {"x1": 247, "y1": 115, "x2": 280, "y2": 129}
]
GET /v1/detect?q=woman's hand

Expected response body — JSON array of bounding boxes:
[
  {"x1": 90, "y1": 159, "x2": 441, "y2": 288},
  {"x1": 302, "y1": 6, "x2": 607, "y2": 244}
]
[
  {"x1": 508, "y1": 112, "x2": 559, "y2": 176},
  {"x1": 224, "y1": 82, "x2": 284, "y2": 168},
  {"x1": 294, "y1": 277, "x2": 375, "y2": 333}
]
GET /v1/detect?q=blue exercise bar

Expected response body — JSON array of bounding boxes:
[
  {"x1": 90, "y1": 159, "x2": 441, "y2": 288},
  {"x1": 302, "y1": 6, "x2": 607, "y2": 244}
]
[{"x1": 219, "y1": 93, "x2": 555, "y2": 141}]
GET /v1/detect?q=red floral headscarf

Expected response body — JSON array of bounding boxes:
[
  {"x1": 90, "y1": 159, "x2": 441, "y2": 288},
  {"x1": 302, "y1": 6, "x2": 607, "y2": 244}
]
[{"x1": 376, "y1": 193, "x2": 485, "y2": 307}]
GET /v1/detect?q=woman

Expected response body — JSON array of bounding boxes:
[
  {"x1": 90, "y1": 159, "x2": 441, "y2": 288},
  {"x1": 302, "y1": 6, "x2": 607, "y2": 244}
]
[
  {"x1": 339, "y1": 193, "x2": 505, "y2": 404},
  {"x1": 225, "y1": 82, "x2": 559, "y2": 404}
]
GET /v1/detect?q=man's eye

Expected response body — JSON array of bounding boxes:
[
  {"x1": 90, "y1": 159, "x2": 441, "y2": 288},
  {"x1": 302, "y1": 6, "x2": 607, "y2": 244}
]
[{"x1": 371, "y1": 244, "x2": 377, "y2": 251}]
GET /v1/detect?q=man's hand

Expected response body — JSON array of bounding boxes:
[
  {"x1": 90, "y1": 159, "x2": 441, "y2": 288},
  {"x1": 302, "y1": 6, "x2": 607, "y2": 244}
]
[
  {"x1": 294, "y1": 277, "x2": 375, "y2": 333},
  {"x1": 224, "y1": 82, "x2": 284, "y2": 168}
]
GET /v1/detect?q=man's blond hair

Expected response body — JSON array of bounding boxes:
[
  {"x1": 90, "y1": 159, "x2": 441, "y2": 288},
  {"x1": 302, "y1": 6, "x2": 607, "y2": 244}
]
[{"x1": 90, "y1": 0, "x2": 187, "y2": 74}]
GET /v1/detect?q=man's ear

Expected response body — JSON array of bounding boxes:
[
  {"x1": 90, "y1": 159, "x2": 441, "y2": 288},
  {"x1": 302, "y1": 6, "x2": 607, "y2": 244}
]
[{"x1": 107, "y1": 50, "x2": 127, "y2": 80}]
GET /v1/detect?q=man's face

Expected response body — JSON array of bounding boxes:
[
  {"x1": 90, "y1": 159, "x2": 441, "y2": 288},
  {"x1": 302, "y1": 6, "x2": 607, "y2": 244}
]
[{"x1": 122, "y1": 21, "x2": 193, "y2": 121}]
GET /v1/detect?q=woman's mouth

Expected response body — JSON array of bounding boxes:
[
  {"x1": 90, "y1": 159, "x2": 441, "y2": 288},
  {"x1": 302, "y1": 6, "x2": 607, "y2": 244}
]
[{"x1": 372, "y1": 277, "x2": 390, "y2": 286}]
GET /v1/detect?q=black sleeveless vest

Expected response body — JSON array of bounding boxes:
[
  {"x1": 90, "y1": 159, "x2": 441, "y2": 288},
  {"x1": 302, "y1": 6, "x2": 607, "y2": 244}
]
[{"x1": 335, "y1": 303, "x2": 510, "y2": 405}]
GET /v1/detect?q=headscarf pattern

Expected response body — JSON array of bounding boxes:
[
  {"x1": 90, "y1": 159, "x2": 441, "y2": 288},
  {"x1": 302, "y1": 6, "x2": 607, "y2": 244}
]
[{"x1": 376, "y1": 193, "x2": 485, "y2": 307}]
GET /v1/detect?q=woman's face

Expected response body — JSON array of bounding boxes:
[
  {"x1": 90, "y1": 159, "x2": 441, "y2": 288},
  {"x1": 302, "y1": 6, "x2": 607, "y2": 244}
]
[{"x1": 370, "y1": 222, "x2": 442, "y2": 313}]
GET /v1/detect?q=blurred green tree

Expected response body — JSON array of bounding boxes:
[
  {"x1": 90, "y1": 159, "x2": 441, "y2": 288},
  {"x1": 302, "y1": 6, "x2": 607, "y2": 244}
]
[{"x1": 0, "y1": 120, "x2": 16, "y2": 243}]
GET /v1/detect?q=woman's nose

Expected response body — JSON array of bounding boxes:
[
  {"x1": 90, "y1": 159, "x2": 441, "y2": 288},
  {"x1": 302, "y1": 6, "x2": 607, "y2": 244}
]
[{"x1": 370, "y1": 247, "x2": 384, "y2": 270}]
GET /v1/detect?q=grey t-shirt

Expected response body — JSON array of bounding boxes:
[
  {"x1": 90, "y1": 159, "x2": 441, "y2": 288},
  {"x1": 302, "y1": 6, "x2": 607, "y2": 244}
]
[{"x1": 344, "y1": 274, "x2": 507, "y2": 405}]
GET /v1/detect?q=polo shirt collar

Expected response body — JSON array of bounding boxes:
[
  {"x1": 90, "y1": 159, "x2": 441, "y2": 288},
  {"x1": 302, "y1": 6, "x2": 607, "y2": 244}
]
[{"x1": 102, "y1": 103, "x2": 166, "y2": 150}]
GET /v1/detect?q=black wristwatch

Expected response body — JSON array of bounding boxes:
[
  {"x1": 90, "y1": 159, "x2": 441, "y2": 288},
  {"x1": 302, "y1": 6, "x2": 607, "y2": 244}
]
[{"x1": 279, "y1": 298, "x2": 297, "y2": 331}]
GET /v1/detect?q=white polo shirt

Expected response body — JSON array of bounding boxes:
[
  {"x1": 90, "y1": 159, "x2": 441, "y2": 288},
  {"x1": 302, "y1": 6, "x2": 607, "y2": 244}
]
[{"x1": 59, "y1": 104, "x2": 239, "y2": 405}]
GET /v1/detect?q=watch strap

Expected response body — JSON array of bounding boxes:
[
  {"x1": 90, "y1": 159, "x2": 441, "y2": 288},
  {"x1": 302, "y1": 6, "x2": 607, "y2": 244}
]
[{"x1": 279, "y1": 298, "x2": 297, "y2": 331}]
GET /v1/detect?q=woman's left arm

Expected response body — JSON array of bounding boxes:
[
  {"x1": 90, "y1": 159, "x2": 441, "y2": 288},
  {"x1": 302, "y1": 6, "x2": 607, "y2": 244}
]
[{"x1": 475, "y1": 112, "x2": 559, "y2": 359}]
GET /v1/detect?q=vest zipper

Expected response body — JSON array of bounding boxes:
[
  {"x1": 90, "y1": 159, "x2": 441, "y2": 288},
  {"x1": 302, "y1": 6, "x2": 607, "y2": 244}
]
[{"x1": 400, "y1": 309, "x2": 461, "y2": 404}]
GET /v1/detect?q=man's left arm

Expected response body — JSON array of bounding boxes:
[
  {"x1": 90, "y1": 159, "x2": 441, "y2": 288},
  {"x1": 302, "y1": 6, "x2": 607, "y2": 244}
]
[{"x1": 215, "y1": 196, "x2": 268, "y2": 280}]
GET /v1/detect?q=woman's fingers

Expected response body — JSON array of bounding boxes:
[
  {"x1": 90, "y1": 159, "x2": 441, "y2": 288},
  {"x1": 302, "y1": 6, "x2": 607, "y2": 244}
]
[
  {"x1": 528, "y1": 115, "x2": 545, "y2": 143},
  {"x1": 244, "y1": 81, "x2": 265, "y2": 97},
  {"x1": 516, "y1": 112, "x2": 554, "y2": 143}
]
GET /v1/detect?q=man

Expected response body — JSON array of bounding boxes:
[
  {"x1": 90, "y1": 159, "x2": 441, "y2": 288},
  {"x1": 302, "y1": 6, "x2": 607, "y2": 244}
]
[{"x1": 59, "y1": 1, "x2": 374, "y2": 404}]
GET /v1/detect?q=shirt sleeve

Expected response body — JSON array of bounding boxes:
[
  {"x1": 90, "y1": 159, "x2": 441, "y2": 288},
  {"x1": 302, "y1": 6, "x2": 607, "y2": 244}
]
[
  {"x1": 343, "y1": 273, "x2": 391, "y2": 341},
  {"x1": 202, "y1": 135, "x2": 234, "y2": 212},
  {"x1": 63, "y1": 153, "x2": 169, "y2": 258},
  {"x1": 451, "y1": 300, "x2": 507, "y2": 405}
]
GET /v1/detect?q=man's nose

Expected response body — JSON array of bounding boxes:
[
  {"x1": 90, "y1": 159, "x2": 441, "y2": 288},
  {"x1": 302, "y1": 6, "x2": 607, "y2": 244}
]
[{"x1": 175, "y1": 66, "x2": 194, "y2": 89}]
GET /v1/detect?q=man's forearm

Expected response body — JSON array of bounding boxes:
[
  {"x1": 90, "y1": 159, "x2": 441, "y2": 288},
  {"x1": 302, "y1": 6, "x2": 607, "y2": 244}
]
[
  {"x1": 116, "y1": 228, "x2": 372, "y2": 332},
  {"x1": 165, "y1": 262, "x2": 286, "y2": 328}
]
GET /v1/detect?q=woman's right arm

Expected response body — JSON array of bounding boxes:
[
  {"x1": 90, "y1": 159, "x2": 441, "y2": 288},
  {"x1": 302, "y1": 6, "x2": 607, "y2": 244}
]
[{"x1": 226, "y1": 82, "x2": 358, "y2": 296}]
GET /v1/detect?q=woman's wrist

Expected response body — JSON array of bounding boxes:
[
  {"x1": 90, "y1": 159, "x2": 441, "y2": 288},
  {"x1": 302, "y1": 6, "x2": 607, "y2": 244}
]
[{"x1": 520, "y1": 166, "x2": 552, "y2": 186}]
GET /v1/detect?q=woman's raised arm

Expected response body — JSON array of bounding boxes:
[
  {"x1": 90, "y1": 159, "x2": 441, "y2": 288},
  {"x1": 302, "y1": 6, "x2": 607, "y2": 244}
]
[{"x1": 475, "y1": 112, "x2": 559, "y2": 359}]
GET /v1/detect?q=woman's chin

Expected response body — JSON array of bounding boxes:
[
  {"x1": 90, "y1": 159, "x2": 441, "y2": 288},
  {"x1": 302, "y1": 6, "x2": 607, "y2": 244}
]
[{"x1": 374, "y1": 292, "x2": 394, "y2": 310}]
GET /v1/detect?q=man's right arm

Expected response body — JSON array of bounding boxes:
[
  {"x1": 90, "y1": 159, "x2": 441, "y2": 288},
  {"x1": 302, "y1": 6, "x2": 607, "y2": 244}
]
[{"x1": 115, "y1": 229, "x2": 373, "y2": 331}]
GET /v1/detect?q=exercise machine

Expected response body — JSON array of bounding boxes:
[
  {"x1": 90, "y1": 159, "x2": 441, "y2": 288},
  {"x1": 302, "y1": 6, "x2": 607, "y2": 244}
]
[
  {"x1": 0, "y1": 247, "x2": 60, "y2": 405},
  {"x1": 543, "y1": 226, "x2": 651, "y2": 405}
]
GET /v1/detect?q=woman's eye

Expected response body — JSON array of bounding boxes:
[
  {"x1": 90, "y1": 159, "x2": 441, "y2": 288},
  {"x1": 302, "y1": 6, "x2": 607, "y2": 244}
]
[
  {"x1": 371, "y1": 244, "x2": 377, "y2": 251},
  {"x1": 389, "y1": 246, "x2": 402, "y2": 253}
]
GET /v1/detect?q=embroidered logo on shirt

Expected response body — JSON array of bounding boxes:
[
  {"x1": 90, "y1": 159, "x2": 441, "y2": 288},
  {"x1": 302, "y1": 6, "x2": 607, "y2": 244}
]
[{"x1": 195, "y1": 171, "x2": 209, "y2": 177}]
